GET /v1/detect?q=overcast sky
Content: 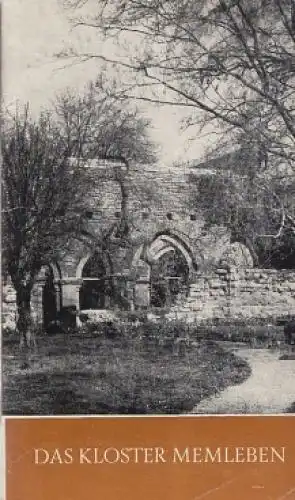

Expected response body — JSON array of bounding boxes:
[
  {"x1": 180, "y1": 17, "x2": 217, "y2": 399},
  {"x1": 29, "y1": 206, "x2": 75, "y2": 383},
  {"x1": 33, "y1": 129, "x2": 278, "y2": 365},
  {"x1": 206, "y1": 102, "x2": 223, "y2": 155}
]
[{"x1": 3, "y1": 0, "x2": 210, "y2": 165}]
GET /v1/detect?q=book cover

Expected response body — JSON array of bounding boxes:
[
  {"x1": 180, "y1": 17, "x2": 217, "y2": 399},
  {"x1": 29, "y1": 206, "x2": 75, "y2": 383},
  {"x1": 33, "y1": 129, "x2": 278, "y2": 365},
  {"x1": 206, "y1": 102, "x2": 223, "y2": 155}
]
[{"x1": 2, "y1": 1, "x2": 295, "y2": 499}]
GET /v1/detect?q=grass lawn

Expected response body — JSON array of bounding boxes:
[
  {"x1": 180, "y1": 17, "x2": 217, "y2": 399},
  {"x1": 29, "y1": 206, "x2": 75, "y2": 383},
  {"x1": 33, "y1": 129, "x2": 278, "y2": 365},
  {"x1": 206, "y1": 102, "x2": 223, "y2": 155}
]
[{"x1": 2, "y1": 326, "x2": 251, "y2": 415}]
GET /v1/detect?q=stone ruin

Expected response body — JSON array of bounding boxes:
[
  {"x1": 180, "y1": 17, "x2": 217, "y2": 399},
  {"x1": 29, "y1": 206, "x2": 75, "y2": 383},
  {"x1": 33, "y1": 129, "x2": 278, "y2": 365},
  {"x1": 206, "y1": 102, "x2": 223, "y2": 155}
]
[{"x1": 2, "y1": 156, "x2": 295, "y2": 330}]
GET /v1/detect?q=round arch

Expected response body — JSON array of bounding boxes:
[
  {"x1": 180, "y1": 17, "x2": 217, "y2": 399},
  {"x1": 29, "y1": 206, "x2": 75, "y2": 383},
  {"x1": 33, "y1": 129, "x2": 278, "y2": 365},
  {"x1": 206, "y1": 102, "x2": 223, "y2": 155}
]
[
  {"x1": 77, "y1": 251, "x2": 111, "y2": 310},
  {"x1": 49, "y1": 262, "x2": 62, "y2": 281}
]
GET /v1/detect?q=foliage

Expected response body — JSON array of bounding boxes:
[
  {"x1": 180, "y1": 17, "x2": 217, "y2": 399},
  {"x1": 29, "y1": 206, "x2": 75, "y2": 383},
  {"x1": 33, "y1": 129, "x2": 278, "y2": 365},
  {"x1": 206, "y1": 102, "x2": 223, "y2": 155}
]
[
  {"x1": 2, "y1": 86, "x2": 157, "y2": 346},
  {"x1": 193, "y1": 153, "x2": 295, "y2": 266},
  {"x1": 193, "y1": 158, "x2": 295, "y2": 266},
  {"x1": 2, "y1": 105, "x2": 90, "y2": 348},
  {"x1": 63, "y1": 0, "x2": 294, "y2": 159},
  {"x1": 55, "y1": 79, "x2": 157, "y2": 164},
  {"x1": 55, "y1": 80, "x2": 158, "y2": 305},
  {"x1": 63, "y1": 0, "x2": 295, "y2": 234}
]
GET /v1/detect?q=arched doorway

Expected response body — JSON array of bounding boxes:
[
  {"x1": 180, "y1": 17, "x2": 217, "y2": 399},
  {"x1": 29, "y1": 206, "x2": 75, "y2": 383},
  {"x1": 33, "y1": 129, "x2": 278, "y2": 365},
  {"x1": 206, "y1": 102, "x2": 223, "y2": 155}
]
[
  {"x1": 79, "y1": 252, "x2": 109, "y2": 310},
  {"x1": 150, "y1": 248, "x2": 189, "y2": 307},
  {"x1": 131, "y1": 233, "x2": 194, "y2": 309}
]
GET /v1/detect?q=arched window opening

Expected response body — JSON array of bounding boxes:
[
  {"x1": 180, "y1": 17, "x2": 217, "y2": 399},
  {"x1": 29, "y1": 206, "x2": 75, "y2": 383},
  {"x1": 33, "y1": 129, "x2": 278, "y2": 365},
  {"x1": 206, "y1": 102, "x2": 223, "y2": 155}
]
[
  {"x1": 150, "y1": 249, "x2": 189, "y2": 308},
  {"x1": 79, "y1": 253, "x2": 110, "y2": 310}
]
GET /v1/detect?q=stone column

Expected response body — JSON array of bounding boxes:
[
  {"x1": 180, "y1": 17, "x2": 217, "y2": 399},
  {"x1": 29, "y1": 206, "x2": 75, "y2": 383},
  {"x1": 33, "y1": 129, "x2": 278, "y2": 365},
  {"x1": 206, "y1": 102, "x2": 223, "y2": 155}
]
[
  {"x1": 133, "y1": 260, "x2": 151, "y2": 309},
  {"x1": 2, "y1": 281, "x2": 17, "y2": 330},
  {"x1": 134, "y1": 279, "x2": 150, "y2": 308},
  {"x1": 126, "y1": 279, "x2": 135, "y2": 311},
  {"x1": 53, "y1": 281, "x2": 62, "y2": 312},
  {"x1": 60, "y1": 278, "x2": 82, "y2": 311},
  {"x1": 31, "y1": 278, "x2": 46, "y2": 326},
  {"x1": 59, "y1": 278, "x2": 83, "y2": 328}
]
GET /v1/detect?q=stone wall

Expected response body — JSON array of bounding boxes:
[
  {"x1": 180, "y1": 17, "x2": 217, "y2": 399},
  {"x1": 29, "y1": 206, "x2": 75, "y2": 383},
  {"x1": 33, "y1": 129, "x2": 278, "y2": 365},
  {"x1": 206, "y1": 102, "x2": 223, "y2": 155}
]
[
  {"x1": 2, "y1": 282, "x2": 17, "y2": 330},
  {"x1": 3, "y1": 160, "x2": 294, "y2": 327},
  {"x1": 228, "y1": 269, "x2": 295, "y2": 318},
  {"x1": 2, "y1": 276, "x2": 46, "y2": 330},
  {"x1": 67, "y1": 161, "x2": 231, "y2": 274},
  {"x1": 170, "y1": 268, "x2": 295, "y2": 321}
]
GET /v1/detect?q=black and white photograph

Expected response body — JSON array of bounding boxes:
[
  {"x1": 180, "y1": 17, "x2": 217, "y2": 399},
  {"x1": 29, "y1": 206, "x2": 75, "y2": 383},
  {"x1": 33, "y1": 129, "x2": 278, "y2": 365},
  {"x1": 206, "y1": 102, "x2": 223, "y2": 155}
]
[{"x1": 2, "y1": 0, "x2": 295, "y2": 416}]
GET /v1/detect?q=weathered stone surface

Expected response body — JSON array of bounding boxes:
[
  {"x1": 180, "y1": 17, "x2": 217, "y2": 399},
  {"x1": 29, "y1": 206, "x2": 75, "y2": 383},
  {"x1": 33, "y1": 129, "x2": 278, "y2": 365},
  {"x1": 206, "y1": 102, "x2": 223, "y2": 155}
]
[
  {"x1": 220, "y1": 242, "x2": 254, "y2": 268},
  {"x1": 172, "y1": 268, "x2": 295, "y2": 320},
  {"x1": 3, "y1": 161, "x2": 295, "y2": 325},
  {"x1": 2, "y1": 283, "x2": 17, "y2": 330}
]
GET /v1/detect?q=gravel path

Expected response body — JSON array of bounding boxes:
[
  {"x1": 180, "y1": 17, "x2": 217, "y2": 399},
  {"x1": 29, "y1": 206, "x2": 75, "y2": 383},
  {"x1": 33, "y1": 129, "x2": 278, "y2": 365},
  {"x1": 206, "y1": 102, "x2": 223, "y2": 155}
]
[{"x1": 192, "y1": 347, "x2": 295, "y2": 414}]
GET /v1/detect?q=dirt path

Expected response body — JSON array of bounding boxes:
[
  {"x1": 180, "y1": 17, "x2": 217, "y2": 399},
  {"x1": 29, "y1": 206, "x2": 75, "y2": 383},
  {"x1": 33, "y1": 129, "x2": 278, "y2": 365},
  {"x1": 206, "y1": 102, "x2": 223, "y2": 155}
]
[{"x1": 192, "y1": 347, "x2": 295, "y2": 414}]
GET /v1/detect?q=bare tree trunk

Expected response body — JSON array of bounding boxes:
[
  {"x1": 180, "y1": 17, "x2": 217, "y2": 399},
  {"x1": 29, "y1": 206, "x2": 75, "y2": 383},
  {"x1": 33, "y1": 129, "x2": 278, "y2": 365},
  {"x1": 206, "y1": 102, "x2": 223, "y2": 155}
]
[{"x1": 16, "y1": 285, "x2": 36, "y2": 368}]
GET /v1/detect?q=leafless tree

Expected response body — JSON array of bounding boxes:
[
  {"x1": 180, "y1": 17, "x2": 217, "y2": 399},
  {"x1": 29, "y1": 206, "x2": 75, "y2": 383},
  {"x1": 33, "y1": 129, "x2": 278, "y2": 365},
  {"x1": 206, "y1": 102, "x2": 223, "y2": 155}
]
[
  {"x1": 61, "y1": 0, "x2": 295, "y2": 233},
  {"x1": 2, "y1": 86, "x2": 158, "y2": 349},
  {"x1": 55, "y1": 80, "x2": 157, "y2": 231},
  {"x1": 55, "y1": 79, "x2": 157, "y2": 164},
  {"x1": 2, "y1": 105, "x2": 91, "y2": 352},
  {"x1": 55, "y1": 81, "x2": 158, "y2": 306},
  {"x1": 62, "y1": 0, "x2": 294, "y2": 159},
  {"x1": 192, "y1": 154, "x2": 295, "y2": 266}
]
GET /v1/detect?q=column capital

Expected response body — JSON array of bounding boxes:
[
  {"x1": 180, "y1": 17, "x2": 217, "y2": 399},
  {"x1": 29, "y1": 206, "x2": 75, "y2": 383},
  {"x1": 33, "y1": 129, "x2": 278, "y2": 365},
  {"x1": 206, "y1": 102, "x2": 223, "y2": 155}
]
[
  {"x1": 35, "y1": 277, "x2": 47, "y2": 286},
  {"x1": 60, "y1": 278, "x2": 83, "y2": 286}
]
